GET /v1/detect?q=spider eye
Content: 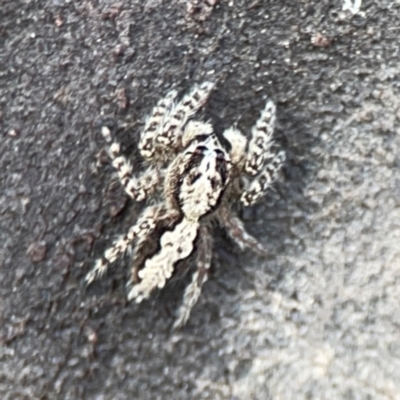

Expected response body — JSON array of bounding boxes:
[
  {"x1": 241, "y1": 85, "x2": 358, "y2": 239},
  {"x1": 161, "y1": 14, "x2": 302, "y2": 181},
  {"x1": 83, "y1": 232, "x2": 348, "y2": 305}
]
[
  {"x1": 195, "y1": 145, "x2": 208, "y2": 154},
  {"x1": 209, "y1": 177, "x2": 219, "y2": 189},
  {"x1": 194, "y1": 134, "x2": 211, "y2": 143},
  {"x1": 214, "y1": 149, "x2": 225, "y2": 159}
]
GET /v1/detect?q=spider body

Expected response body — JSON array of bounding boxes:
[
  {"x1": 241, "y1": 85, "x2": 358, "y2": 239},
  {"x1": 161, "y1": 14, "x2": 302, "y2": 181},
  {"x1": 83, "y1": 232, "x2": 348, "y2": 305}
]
[
  {"x1": 86, "y1": 82, "x2": 285, "y2": 328},
  {"x1": 168, "y1": 127, "x2": 231, "y2": 221}
]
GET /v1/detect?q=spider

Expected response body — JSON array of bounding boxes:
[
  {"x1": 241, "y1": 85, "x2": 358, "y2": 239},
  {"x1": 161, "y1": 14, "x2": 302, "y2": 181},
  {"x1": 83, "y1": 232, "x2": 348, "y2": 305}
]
[{"x1": 86, "y1": 82, "x2": 285, "y2": 328}]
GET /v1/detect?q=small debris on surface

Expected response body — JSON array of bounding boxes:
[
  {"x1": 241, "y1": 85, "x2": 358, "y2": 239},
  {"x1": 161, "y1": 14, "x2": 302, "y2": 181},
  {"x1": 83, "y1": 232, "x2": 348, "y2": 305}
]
[
  {"x1": 101, "y1": 126, "x2": 112, "y2": 143},
  {"x1": 1, "y1": 319, "x2": 27, "y2": 345},
  {"x1": 54, "y1": 253, "x2": 73, "y2": 271},
  {"x1": 311, "y1": 33, "x2": 332, "y2": 48},
  {"x1": 53, "y1": 86, "x2": 71, "y2": 105},
  {"x1": 8, "y1": 128, "x2": 19, "y2": 137},
  {"x1": 248, "y1": 0, "x2": 260, "y2": 10},
  {"x1": 116, "y1": 88, "x2": 129, "y2": 110},
  {"x1": 186, "y1": 0, "x2": 218, "y2": 21},
  {"x1": 85, "y1": 326, "x2": 98, "y2": 345},
  {"x1": 26, "y1": 241, "x2": 47, "y2": 263},
  {"x1": 54, "y1": 15, "x2": 64, "y2": 27},
  {"x1": 102, "y1": 3, "x2": 123, "y2": 19}
]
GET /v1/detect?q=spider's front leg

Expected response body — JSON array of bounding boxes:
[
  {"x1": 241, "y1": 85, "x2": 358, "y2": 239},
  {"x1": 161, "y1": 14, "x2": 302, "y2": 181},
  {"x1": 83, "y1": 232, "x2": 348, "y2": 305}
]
[
  {"x1": 245, "y1": 100, "x2": 276, "y2": 175},
  {"x1": 139, "y1": 89, "x2": 178, "y2": 161},
  {"x1": 156, "y1": 81, "x2": 215, "y2": 151},
  {"x1": 223, "y1": 100, "x2": 285, "y2": 206},
  {"x1": 240, "y1": 100, "x2": 285, "y2": 206},
  {"x1": 85, "y1": 205, "x2": 172, "y2": 284},
  {"x1": 106, "y1": 140, "x2": 164, "y2": 202},
  {"x1": 173, "y1": 225, "x2": 213, "y2": 329},
  {"x1": 217, "y1": 207, "x2": 269, "y2": 256}
]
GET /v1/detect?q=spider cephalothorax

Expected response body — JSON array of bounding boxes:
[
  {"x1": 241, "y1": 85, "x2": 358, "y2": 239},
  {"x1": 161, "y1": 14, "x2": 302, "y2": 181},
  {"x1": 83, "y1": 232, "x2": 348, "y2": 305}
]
[
  {"x1": 86, "y1": 82, "x2": 285, "y2": 328},
  {"x1": 167, "y1": 125, "x2": 232, "y2": 220}
]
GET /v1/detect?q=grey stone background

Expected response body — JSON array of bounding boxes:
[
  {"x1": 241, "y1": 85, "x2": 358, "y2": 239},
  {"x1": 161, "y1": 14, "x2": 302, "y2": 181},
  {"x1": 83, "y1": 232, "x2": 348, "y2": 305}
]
[{"x1": 1, "y1": 0, "x2": 399, "y2": 399}]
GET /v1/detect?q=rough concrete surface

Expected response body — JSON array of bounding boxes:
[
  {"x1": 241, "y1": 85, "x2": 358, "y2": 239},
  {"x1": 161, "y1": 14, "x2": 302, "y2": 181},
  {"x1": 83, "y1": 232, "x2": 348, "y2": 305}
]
[{"x1": 1, "y1": 0, "x2": 400, "y2": 399}]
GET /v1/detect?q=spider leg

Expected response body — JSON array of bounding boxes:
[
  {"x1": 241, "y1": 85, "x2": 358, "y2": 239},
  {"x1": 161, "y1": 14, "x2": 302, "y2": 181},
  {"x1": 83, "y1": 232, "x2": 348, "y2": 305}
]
[
  {"x1": 127, "y1": 218, "x2": 199, "y2": 303},
  {"x1": 173, "y1": 225, "x2": 212, "y2": 329},
  {"x1": 156, "y1": 82, "x2": 215, "y2": 150},
  {"x1": 139, "y1": 89, "x2": 178, "y2": 161},
  {"x1": 244, "y1": 100, "x2": 276, "y2": 176},
  {"x1": 107, "y1": 141, "x2": 164, "y2": 201},
  {"x1": 85, "y1": 205, "x2": 168, "y2": 284},
  {"x1": 218, "y1": 207, "x2": 269, "y2": 256},
  {"x1": 229, "y1": 99, "x2": 284, "y2": 206},
  {"x1": 222, "y1": 126, "x2": 247, "y2": 165},
  {"x1": 181, "y1": 120, "x2": 213, "y2": 147},
  {"x1": 241, "y1": 151, "x2": 285, "y2": 206}
]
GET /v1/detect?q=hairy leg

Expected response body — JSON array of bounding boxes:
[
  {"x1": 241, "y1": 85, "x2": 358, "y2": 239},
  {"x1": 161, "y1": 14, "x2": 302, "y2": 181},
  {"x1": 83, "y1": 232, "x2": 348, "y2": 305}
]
[
  {"x1": 181, "y1": 120, "x2": 213, "y2": 147},
  {"x1": 244, "y1": 100, "x2": 276, "y2": 176},
  {"x1": 241, "y1": 151, "x2": 285, "y2": 206},
  {"x1": 222, "y1": 126, "x2": 247, "y2": 165},
  {"x1": 156, "y1": 82, "x2": 215, "y2": 149},
  {"x1": 173, "y1": 225, "x2": 213, "y2": 329},
  {"x1": 218, "y1": 207, "x2": 269, "y2": 256},
  {"x1": 85, "y1": 205, "x2": 170, "y2": 284},
  {"x1": 139, "y1": 89, "x2": 178, "y2": 161},
  {"x1": 107, "y1": 141, "x2": 164, "y2": 201}
]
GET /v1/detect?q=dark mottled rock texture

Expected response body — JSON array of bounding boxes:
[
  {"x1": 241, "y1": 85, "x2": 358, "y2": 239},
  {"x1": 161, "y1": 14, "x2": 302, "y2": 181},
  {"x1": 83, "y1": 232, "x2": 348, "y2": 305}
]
[{"x1": 1, "y1": 1, "x2": 399, "y2": 399}]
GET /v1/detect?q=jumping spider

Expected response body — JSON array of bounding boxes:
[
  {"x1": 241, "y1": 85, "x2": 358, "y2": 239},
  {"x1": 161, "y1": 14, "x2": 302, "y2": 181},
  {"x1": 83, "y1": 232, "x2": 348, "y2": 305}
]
[{"x1": 86, "y1": 82, "x2": 285, "y2": 328}]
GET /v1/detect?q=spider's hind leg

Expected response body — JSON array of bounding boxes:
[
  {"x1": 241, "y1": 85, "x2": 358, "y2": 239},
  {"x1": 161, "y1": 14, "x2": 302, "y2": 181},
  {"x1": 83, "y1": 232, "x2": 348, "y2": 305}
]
[
  {"x1": 217, "y1": 207, "x2": 269, "y2": 256},
  {"x1": 173, "y1": 225, "x2": 213, "y2": 329},
  {"x1": 85, "y1": 205, "x2": 168, "y2": 284}
]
